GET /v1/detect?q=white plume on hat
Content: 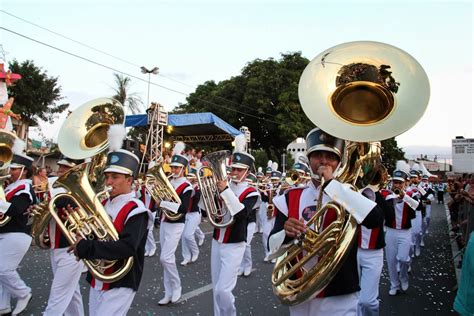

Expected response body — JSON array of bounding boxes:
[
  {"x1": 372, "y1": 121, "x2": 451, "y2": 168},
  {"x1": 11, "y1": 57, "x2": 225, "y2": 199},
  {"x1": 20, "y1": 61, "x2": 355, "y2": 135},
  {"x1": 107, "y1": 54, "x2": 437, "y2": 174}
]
[
  {"x1": 257, "y1": 166, "x2": 262, "y2": 173},
  {"x1": 12, "y1": 138, "x2": 26, "y2": 155},
  {"x1": 395, "y1": 160, "x2": 411, "y2": 176},
  {"x1": 172, "y1": 141, "x2": 185, "y2": 155},
  {"x1": 272, "y1": 162, "x2": 278, "y2": 172},
  {"x1": 419, "y1": 162, "x2": 436, "y2": 178},
  {"x1": 267, "y1": 160, "x2": 273, "y2": 168},
  {"x1": 411, "y1": 163, "x2": 421, "y2": 173},
  {"x1": 108, "y1": 124, "x2": 127, "y2": 152},
  {"x1": 233, "y1": 134, "x2": 247, "y2": 153}
]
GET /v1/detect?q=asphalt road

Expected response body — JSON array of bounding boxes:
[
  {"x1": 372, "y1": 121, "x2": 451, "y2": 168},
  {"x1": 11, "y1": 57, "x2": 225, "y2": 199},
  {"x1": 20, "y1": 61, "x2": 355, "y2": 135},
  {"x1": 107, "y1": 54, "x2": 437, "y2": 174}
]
[{"x1": 15, "y1": 201, "x2": 457, "y2": 315}]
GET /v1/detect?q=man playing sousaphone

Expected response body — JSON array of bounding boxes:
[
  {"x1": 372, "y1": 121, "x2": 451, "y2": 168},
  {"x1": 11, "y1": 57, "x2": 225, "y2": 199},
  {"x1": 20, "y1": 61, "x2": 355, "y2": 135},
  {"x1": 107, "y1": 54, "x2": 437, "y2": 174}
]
[
  {"x1": 68, "y1": 148, "x2": 152, "y2": 315},
  {"x1": 268, "y1": 127, "x2": 383, "y2": 315}
]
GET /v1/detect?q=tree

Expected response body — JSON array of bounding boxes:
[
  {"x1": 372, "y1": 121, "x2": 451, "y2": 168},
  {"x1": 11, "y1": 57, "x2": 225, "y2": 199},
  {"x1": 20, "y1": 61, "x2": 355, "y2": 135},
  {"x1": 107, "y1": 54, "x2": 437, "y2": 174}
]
[
  {"x1": 7, "y1": 60, "x2": 69, "y2": 126},
  {"x1": 381, "y1": 137, "x2": 406, "y2": 174},
  {"x1": 174, "y1": 52, "x2": 313, "y2": 165},
  {"x1": 111, "y1": 73, "x2": 143, "y2": 114}
]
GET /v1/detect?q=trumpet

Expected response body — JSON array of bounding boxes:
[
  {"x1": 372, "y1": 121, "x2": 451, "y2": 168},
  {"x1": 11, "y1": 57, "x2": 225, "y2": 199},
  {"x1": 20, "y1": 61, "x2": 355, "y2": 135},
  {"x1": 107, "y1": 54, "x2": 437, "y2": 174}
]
[{"x1": 285, "y1": 169, "x2": 310, "y2": 186}]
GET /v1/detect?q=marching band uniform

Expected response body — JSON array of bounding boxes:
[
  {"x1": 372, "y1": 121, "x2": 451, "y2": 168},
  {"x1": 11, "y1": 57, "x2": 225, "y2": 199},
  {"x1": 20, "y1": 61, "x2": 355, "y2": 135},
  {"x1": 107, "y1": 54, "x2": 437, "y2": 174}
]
[
  {"x1": 408, "y1": 171, "x2": 423, "y2": 257},
  {"x1": 419, "y1": 176, "x2": 435, "y2": 241},
  {"x1": 0, "y1": 152, "x2": 36, "y2": 315},
  {"x1": 43, "y1": 157, "x2": 85, "y2": 316},
  {"x1": 255, "y1": 168, "x2": 265, "y2": 233},
  {"x1": 181, "y1": 167, "x2": 201, "y2": 265},
  {"x1": 158, "y1": 145, "x2": 193, "y2": 305},
  {"x1": 260, "y1": 163, "x2": 273, "y2": 259},
  {"x1": 239, "y1": 173, "x2": 262, "y2": 277},
  {"x1": 137, "y1": 185, "x2": 157, "y2": 257},
  {"x1": 268, "y1": 128, "x2": 383, "y2": 316},
  {"x1": 74, "y1": 149, "x2": 152, "y2": 316},
  {"x1": 357, "y1": 183, "x2": 391, "y2": 316},
  {"x1": 263, "y1": 167, "x2": 281, "y2": 262},
  {"x1": 210, "y1": 142, "x2": 259, "y2": 316},
  {"x1": 384, "y1": 166, "x2": 419, "y2": 295}
]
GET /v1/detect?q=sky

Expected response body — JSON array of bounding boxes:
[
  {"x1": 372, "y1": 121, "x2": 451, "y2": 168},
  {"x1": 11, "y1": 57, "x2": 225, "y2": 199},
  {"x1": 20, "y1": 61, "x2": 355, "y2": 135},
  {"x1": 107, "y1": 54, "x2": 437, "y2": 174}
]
[{"x1": 1, "y1": 0, "x2": 472, "y2": 161}]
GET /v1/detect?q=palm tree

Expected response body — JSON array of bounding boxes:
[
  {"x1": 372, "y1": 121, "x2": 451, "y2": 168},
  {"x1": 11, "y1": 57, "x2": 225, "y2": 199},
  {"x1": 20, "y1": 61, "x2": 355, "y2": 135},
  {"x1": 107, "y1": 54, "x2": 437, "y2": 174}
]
[{"x1": 111, "y1": 73, "x2": 143, "y2": 114}]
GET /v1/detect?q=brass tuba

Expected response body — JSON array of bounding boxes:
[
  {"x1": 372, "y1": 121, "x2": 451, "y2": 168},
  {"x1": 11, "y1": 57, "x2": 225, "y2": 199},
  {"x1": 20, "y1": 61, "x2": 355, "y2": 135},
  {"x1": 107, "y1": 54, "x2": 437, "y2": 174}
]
[
  {"x1": 29, "y1": 180, "x2": 52, "y2": 249},
  {"x1": 49, "y1": 162, "x2": 133, "y2": 282},
  {"x1": 144, "y1": 162, "x2": 183, "y2": 221},
  {"x1": 197, "y1": 150, "x2": 234, "y2": 228},
  {"x1": 272, "y1": 41, "x2": 430, "y2": 305},
  {"x1": 0, "y1": 129, "x2": 18, "y2": 227}
]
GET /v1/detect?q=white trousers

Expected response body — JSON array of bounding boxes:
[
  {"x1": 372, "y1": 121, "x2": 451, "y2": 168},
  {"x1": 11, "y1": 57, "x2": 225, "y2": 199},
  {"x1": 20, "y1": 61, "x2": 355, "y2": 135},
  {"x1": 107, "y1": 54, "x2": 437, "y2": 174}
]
[
  {"x1": 194, "y1": 212, "x2": 205, "y2": 242},
  {"x1": 89, "y1": 287, "x2": 135, "y2": 316},
  {"x1": 411, "y1": 212, "x2": 423, "y2": 251},
  {"x1": 422, "y1": 205, "x2": 431, "y2": 236},
  {"x1": 261, "y1": 202, "x2": 275, "y2": 258},
  {"x1": 289, "y1": 292, "x2": 358, "y2": 316},
  {"x1": 385, "y1": 228, "x2": 411, "y2": 291},
  {"x1": 181, "y1": 212, "x2": 201, "y2": 261},
  {"x1": 0, "y1": 232, "x2": 31, "y2": 310},
  {"x1": 211, "y1": 239, "x2": 246, "y2": 316},
  {"x1": 159, "y1": 222, "x2": 185, "y2": 297},
  {"x1": 255, "y1": 206, "x2": 264, "y2": 233},
  {"x1": 240, "y1": 222, "x2": 256, "y2": 272},
  {"x1": 357, "y1": 248, "x2": 383, "y2": 316},
  {"x1": 44, "y1": 248, "x2": 85, "y2": 316},
  {"x1": 145, "y1": 212, "x2": 157, "y2": 254}
]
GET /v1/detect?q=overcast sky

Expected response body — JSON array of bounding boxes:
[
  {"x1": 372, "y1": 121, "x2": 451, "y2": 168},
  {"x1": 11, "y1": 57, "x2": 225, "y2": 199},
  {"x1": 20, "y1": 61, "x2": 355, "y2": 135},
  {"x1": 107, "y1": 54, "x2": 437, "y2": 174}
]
[{"x1": 1, "y1": 0, "x2": 472, "y2": 160}]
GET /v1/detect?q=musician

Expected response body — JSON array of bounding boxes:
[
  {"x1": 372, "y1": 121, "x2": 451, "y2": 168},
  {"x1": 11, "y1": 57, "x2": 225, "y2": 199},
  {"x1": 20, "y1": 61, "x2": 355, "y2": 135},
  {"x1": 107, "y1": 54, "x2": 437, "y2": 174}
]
[
  {"x1": 181, "y1": 166, "x2": 202, "y2": 266},
  {"x1": 357, "y1": 165, "x2": 391, "y2": 316},
  {"x1": 239, "y1": 173, "x2": 261, "y2": 277},
  {"x1": 210, "y1": 138, "x2": 259, "y2": 316},
  {"x1": 0, "y1": 151, "x2": 36, "y2": 315},
  {"x1": 43, "y1": 156, "x2": 85, "y2": 316},
  {"x1": 136, "y1": 164, "x2": 157, "y2": 257},
  {"x1": 157, "y1": 142, "x2": 193, "y2": 305},
  {"x1": 262, "y1": 164, "x2": 280, "y2": 262},
  {"x1": 258, "y1": 161, "x2": 273, "y2": 246},
  {"x1": 268, "y1": 127, "x2": 383, "y2": 316},
  {"x1": 384, "y1": 164, "x2": 419, "y2": 295},
  {"x1": 70, "y1": 149, "x2": 152, "y2": 315},
  {"x1": 255, "y1": 167, "x2": 264, "y2": 233},
  {"x1": 419, "y1": 175, "x2": 435, "y2": 243},
  {"x1": 408, "y1": 170, "x2": 423, "y2": 257}
]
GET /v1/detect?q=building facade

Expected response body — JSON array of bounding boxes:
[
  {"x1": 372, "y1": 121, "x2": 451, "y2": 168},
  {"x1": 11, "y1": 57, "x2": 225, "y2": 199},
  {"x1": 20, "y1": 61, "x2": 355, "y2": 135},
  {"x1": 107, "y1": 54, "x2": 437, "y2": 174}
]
[{"x1": 452, "y1": 136, "x2": 474, "y2": 173}]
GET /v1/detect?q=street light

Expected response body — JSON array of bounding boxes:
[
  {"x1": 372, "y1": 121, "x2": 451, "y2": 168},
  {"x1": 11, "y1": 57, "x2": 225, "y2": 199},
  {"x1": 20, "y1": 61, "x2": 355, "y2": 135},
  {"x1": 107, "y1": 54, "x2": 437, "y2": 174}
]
[{"x1": 141, "y1": 66, "x2": 159, "y2": 107}]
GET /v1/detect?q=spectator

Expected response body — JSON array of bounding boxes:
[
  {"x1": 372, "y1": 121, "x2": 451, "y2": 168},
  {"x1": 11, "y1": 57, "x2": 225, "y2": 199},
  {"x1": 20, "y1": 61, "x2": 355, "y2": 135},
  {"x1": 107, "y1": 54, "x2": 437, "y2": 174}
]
[{"x1": 453, "y1": 233, "x2": 474, "y2": 316}]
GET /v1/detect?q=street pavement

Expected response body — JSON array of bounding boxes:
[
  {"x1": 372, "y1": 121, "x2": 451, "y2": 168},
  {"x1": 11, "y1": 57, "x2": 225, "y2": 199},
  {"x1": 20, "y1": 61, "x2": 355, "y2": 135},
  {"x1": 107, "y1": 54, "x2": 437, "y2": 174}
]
[{"x1": 16, "y1": 201, "x2": 457, "y2": 315}]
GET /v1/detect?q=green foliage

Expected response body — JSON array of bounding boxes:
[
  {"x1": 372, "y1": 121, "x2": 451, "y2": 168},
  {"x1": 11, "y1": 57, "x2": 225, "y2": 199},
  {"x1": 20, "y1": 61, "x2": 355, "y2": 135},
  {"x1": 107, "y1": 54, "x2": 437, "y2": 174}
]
[
  {"x1": 381, "y1": 137, "x2": 406, "y2": 173},
  {"x1": 7, "y1": 60, "x2": 69, "y2": 125},
  {"x1": 111, "y1": 73, "x2": 143, "y2": 114},
  {"x1": 173, "y1": 52, "x2": 314, "y2": 167}
]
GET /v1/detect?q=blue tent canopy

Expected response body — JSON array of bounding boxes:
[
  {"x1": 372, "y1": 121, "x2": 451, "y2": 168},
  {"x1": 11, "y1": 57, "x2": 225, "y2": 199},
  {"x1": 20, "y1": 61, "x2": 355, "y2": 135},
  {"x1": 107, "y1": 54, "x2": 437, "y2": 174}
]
[{"x1": 125, "y1": 112, "x2": 242, "y2": 142}]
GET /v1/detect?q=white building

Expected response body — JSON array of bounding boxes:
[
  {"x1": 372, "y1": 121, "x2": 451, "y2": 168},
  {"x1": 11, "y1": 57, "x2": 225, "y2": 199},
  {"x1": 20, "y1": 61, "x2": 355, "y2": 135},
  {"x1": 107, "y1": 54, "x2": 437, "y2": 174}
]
[
  {"x1": 286, "y1": 137, "x2": 306, "y2": 159},
  {"x1": 452, "y1": 136, "x2": 474, "y2": 173}
]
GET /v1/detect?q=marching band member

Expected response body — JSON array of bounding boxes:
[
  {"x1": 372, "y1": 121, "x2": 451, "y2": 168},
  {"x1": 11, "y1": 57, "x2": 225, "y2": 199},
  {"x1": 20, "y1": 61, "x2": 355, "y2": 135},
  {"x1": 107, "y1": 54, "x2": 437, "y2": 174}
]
[
  {"x1": 158, "y1": 142, "x2": 193, "y2": 305},
  {"x1": 137, "y1": 162, "x2": 157, "y2": 257},
  {"x1": 43, "y1": 156, "x2": 85, "y2": 316},
  {"x1": 357, "y1": 165, "x2": 391, "y2": 316},
  {"x1": 69, "y1": 148, "x2": 152, "y2": 316},
  {"x1": 210, "y1": 134, "x2": 259, "y2": 316},
  {"x1": 0, "y1": 142, "x2": 36, "y2": 316},
  {"x1": 255, "y1": 167, "x2": 264, "y2": 233},
  {"x1": 268, "y1": 128, "x2": 383, "y2": 316},
  {"x1": 262, "y1": 162, "x2": 280, "y2": 262},
  {"x1": 181, "y1": 165, "x2": 202, "y2": 265},
  {"x1": 238, "y1": 172, "x2": 261, "y2": 277},
  {"x1": 419, "y1": 175, "x2": 435, "y2": 242},
  {"x1": 189, "y1": 166, "x2": 205, "y2": 247},
  {"x1": 384, "y1": 161, "x2": 419, "y2": 295},
  {"x1": 408, "y1": 168, "x2": 423, "y2": 257},
  {"x1": 258, "y1": 161, "x2": 272, "y2": 242}
]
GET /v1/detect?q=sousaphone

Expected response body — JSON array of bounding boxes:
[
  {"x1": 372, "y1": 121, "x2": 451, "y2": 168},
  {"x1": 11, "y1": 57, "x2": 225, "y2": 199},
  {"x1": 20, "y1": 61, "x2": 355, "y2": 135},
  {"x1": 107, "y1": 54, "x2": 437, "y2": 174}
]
[{"x1": 272, "y1": 41, "x2": 430, "y2": 305}]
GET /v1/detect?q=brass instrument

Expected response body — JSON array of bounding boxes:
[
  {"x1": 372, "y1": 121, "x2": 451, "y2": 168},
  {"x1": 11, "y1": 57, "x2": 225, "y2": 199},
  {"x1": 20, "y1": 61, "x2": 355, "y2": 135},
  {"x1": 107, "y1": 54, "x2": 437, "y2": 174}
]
[
  {"x1": 285, "y1": 169, "x2": 311, "y2": 186},
  {"x1": 266, "y1": 187, "x2": 276, "y2": 219},
  {"x1": 197, "y1": 150, "x2": 234, "y2": 228},
  {"x1": 144, "y1": 163, "x2": 183, "y2": 221},
  {"x1": 0, "y1": 129, "x2": 18, "y2": 227},
  {"x1": 272, "y1": 41, "x2": 430, "y2": 305},
  {"x1": 30, "y1": 180, "x2": 52, "y2": 249},
  {"x1": 41, "y1": 97, "x2": 132, "y2": 282},
  {"x1": 57, "y1": 98, "x2": 124, "y2": 190},
  {"x1": 49, "y1": 162, "x2": 133, "y2": 282}
]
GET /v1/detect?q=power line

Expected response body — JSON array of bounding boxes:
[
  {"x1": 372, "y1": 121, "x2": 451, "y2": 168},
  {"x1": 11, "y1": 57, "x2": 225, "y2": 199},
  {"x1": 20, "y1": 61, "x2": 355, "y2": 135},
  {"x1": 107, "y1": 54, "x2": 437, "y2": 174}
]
[
  {"x1": 0, "y1": 9, "x2": 279, "y2": 119},
  {"x1": 0, "y1": 26, "x2": 282, "y2": 125}
]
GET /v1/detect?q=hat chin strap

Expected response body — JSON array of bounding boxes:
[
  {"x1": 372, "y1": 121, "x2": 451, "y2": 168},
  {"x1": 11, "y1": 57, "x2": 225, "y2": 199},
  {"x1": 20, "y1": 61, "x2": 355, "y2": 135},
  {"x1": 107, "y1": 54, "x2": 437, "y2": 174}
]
[
  {"x1": 308, "y1": 161, "x2": 341, "y2": 183},
  {"x1": 172, "y1": 166, "x2": 184, "y2": 178},
  {"x1": 231, "y1": 169, "x2": 248, "y2": 183}
]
